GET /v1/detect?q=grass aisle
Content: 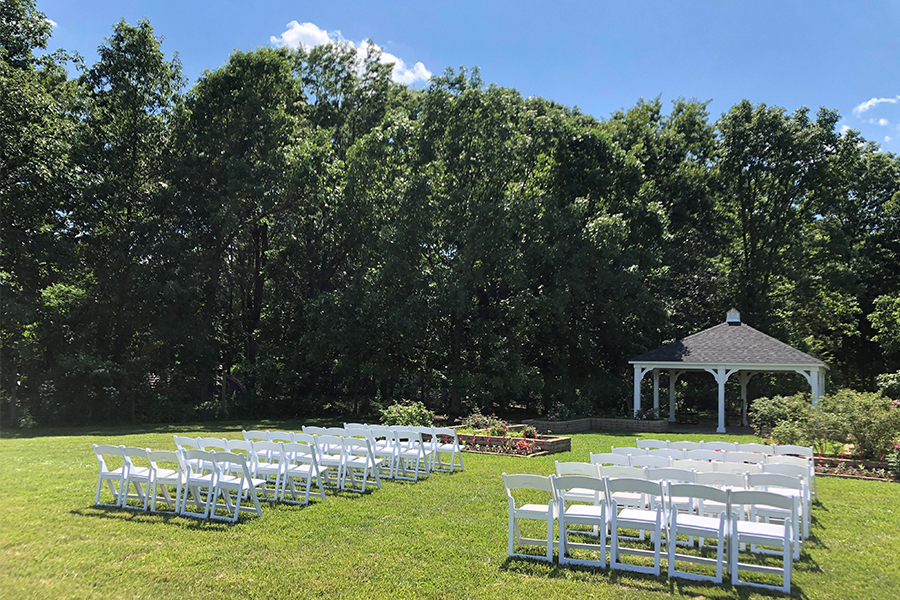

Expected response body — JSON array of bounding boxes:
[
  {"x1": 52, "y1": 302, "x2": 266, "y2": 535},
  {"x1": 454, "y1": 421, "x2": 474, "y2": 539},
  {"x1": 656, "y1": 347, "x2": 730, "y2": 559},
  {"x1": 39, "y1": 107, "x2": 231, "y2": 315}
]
[{"x1": 1, "y1": 425, "x2": 898, "y2": 599}]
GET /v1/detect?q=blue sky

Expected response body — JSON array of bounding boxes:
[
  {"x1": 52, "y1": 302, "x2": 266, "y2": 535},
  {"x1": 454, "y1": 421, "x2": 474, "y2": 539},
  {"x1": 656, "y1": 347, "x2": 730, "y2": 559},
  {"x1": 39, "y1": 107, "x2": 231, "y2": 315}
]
[{"x1": 39, "y1": 0, "x2": 900, "y2": 154}]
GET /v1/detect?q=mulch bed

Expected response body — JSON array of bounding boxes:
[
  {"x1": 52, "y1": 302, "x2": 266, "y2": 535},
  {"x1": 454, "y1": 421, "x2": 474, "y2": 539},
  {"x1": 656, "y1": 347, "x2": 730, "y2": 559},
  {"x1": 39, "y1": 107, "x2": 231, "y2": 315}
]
[{"x1": 815, "y1": 457, "x2": 898, "y2": 482}]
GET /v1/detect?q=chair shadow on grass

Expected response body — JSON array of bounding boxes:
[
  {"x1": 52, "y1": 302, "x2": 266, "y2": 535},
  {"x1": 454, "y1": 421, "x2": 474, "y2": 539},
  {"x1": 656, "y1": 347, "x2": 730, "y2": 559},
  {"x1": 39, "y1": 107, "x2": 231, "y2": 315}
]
[
  {"x1": 500, "y1": 547, "x2": 814, "y2": 598},
  {"x1": 72, "y1": 506, "x2": 235, "y2": 530}
]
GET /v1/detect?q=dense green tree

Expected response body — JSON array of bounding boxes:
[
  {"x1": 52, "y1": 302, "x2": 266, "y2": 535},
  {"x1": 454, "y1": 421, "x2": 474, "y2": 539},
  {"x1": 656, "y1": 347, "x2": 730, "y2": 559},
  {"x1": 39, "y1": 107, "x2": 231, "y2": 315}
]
[
  {"x1": 63, "y1": 19, "x2": 185, "y2": 422},
  {"x1": 1, "y1": 0, "x2": 78, "y2": 424}
]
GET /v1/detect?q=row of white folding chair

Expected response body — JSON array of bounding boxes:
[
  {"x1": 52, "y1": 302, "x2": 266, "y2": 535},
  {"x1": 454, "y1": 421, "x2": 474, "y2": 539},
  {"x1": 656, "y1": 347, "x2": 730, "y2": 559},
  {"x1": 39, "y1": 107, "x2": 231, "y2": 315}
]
[
  {"x1": 559, "y1": 461, "x2": 807, "y2": 543},
  {"x1": 346, "y1": 423, "x2": 465, "y2": 474},
  {"x1": 94, "y1": 443, "x2": 266, "y2": 521},
  {"x1": 504, "y1": 473, "x2": 797, "y2": 592},
  {"x1": 636, "y1": 438, "x2": 813, "y2": 458},
  {"x1": 245, "y1": 426, "x2": 436, "y2": 481},
  {"x1": 93, "y1": 444, "x2": 185, "y2": 513},
  {"x1": 614, "y1": 445, "x2": 815, "y2": 497},
  {"x1": 176, "y1": 436, "x2": 337, "y2": 500},
  {"x1": 179, "y1": 449, "x2": 267, "y2": 521},
  {"x1": 594, "y1": 452, "x2": 767, "y2": 473}
]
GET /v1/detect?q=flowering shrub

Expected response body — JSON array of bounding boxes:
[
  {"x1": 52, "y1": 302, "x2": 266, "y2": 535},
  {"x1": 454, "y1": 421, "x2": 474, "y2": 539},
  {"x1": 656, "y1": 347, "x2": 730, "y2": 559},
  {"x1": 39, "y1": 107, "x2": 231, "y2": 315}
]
[
  {"x1": 461, "y1": 408, "x2": 508, "y2": 435},
  {"x1": 379, "y1": 401, "x2": 435, "y2": 427},
  {"x1": 751, "y1": 389, "x2": 900, "y2": 459},
  {"x1": 522, "y1": 425, "x2": 537, "y2": 439},
  {"x1": 544, "y1": 401, "x2": 572, "y2": 422}
]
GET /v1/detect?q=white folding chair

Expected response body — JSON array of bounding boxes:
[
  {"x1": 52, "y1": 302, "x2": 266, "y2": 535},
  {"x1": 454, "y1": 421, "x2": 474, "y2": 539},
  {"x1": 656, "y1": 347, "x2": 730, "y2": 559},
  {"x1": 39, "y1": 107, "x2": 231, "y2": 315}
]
[
  {"x1": 173, "y1": 435, "x2": 201, "y2": 469},
  {"x1": 636, "y1": 438, "x2": 669, "y2": 450},
  {"x1": 748, "y1": 472, "x2": 807, "y2": 545},
  {"x1": 738, "y1": 442, "x2": 774, "y2": 454},
  {"x1": 714, "y1": 461, "x2": 761, "y2": 475},
  {"x1": 672, "y1": 459, "x2": 716, "y2": 473},
  {"x1": 702, "y1": 441, "x2": 738, "y2": 452},
  {"x1": 180, "y1": 449, "x2": 217, "y2": 519},
  {"x1": 367, "y1": 424, "x2": 400, "y2": 473},
  {"x1": 645, "y1": 468, "x2": 696, "y2": 541},
  {"x1": 209, "y1": 452, "x2": 266, "y2": 522},
  {"x1": 729, "y1": 490, "x2": 797, "y2": 594},
  {"x1": 242, "y1": 429, "x2": 269, "y2": 442},
  {"x1": 196, "y1": 437, "x2": 228, "y2": 471},
  {"x1": 314, "y1": 434, "x2": 346, "y2": 489},
  {"x1": 197, "y1": 437, "x2": 229, "y2": 452},
  {"x1": 648, "y1": 448, "x2": 685, "y2": 460},
  {"x1": 431, "y1": 426, "x2": 465, "y2": 473},
  {"x1": 251, "y1": 441, "x2": 285, "y2": 501},
  {"x1": 611, "y1": 446, "x2": 647, "y2": 457},
  {"x1": 225, "y1": 439, "x2": 257, "y2": 476},
  {"x1": 93, "y1": 444, "x2": 128, "y2": 508},
  {"x1": 302, "y1": 425, "x2": 331, "y2": 436},
  {"x1": 502, "y1": 473, "x2": 557, "y2": 563},
  {"x1": 589, "y1": 452, "x2": 630, "y2": 466},
  {"x1": 120, "y1": 447, "x2": 152, "y2": 510},
  {"x1": 392, "y1": 427, "x2": 430, "y2": 481},
  {"x1": 598, "y1": 466, "x2": 647, "y2": 512},
  {"x1": 554, "y1": 462, "x2": 602, "y2": 507},
  {"x1": 147, "y1": 450, "x2": 185, "y2": 513},
  {"x1": 554, "y1": 475, "x2": 609, "y2": 568},
  {"x1": 666, "y1": 483, "x2": 729, "y2": 584},
  {"x1": 605, "y1": 477, "x2": 666, "y2": 576},
  {"x1": 766, "y1": 454, "x2": 816, "y2": 498},
  {"x1": 669, "y1": 440, "x2": 703, "y2": 451},
  {"x1": 685, "y1": 448, "x2": 721, "y2": 461},
  {"x1": 629, "y1": 455, "x2": 671, "y2": 468},
  {"x1": 280, "y1": 442, "x2": 326, "y2": 504},
  {"x1": 266, "y1": 431, "x2": 294, "y2": 447},
  {"x1": 348, "y1": 426, "x2": 395, "y2": 478},
  {"x1": 774, "y1": 444, "x2": 813, "y2": 458},
  {"x1": 343, "y1": 437, "x2": 382, "y2": 492},
  {"x1": 724, "y1": 451, "x2": 766, "y2": 465},
  {"x1": 693, "y1": 471, "x2": 747, "y2": 547}
]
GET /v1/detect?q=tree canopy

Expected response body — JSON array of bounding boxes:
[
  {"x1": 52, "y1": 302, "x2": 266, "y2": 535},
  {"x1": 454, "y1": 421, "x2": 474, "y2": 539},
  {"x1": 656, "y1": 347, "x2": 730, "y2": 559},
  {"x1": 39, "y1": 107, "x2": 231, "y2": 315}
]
[{"x1": 2, "y1": 7, "x2": 899, "y2": 425}]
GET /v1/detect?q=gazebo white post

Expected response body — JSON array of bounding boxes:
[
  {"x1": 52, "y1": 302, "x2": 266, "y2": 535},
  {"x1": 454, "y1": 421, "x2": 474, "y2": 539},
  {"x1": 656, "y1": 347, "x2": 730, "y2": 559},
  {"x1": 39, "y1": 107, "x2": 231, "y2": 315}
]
[
  {"x1": 668, "y1": 371, "x2": 683, "y2": 423},
  {"x1": 797, "y1": 369, "x2": 821, "y2": 407},
  {"x1": 738, "y1": 371, "x2": 756, "y2": 427},
  {"x1": 818, "y1": 369, "x2": 826, "y2": 402},
  {"x1": 652, "y1": 369, "x2": 660, "y2": 413},
  {"x1": 706, "y1": 367, "x2": 737, "y2": 434},
  {"x1": 633, "y1": 365, "x2": 652, "y2": 417}
]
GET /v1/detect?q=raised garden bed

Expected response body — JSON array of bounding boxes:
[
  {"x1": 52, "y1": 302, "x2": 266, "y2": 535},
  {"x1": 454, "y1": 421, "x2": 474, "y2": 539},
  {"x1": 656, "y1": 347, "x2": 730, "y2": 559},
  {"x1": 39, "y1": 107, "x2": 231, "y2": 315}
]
[
  {"x1": 455, "y1": 430, "x2": 571, "y2": 457},
  {"x1": 814, "y1": 457, "x2": 898, "y2": 482}
]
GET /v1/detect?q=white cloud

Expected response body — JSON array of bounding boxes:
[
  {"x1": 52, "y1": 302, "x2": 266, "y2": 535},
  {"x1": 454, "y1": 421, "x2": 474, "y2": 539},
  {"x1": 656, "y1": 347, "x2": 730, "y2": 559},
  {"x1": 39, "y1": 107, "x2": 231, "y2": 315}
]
[
  {"x1": 46, "y1": 18, "x2": 57, "y2": 28},
  {"x1": 887, "y1": 135, "x2": 893, "y2": 143},
  {"x1": 840, "y1": 124, "x2": 850, "y2": 134},
  {"x1": 270, "y1": 21, "x2": 331, "y2": 51},
  {"x1": 853, "y1": 95, "x2": 900, "y2": 116},
  {"x1": 879, "y1": 118, "x2": 890, "y2": 126},
  {"x1": 271, "y1": 21, "x2": 431, "y2": 85}
]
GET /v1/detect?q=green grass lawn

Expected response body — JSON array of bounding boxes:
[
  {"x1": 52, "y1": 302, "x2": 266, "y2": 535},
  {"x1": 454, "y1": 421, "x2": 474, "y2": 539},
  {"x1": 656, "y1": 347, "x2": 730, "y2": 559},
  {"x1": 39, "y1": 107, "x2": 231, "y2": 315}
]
[{"x1": 2, "y1": 422, "x2": 898, "y2": 599}]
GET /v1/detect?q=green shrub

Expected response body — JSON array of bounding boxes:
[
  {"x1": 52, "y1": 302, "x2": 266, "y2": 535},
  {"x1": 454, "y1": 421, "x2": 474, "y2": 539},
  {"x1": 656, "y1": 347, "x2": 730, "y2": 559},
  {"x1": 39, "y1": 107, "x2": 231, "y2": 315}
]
[
  {"x1": 823, "y1": 389, "x2": 900, "y2": 459},
  {"x1": 749, "y1": 392, "x2": 814, "y2": 436},
  {"x1": 379, "y1": 401, "x2": 435, "y2": 427},
  {"x1": 460, "y1": 408, "x2": 508, "y2": 435},
  {"x1": 771, "y1": 419, "x2": 807, "y2": 445},
  {"x1": 876, "y1": 371, "x2": 900, "y2": 399}
]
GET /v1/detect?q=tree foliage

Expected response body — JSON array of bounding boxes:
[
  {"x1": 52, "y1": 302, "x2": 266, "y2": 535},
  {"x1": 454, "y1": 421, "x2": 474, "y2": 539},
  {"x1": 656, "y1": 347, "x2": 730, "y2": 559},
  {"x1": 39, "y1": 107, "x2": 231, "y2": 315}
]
[{"x1": 3, "y1": 14, "x2": 900, "y2": 426}]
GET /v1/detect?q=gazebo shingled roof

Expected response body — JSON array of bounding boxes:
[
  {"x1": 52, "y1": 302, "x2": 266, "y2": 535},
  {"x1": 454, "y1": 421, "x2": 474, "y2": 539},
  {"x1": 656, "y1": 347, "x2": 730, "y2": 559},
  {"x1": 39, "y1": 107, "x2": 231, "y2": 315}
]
[{"x1": 631, "y1": 322, "x2": 826, "y2": 366}]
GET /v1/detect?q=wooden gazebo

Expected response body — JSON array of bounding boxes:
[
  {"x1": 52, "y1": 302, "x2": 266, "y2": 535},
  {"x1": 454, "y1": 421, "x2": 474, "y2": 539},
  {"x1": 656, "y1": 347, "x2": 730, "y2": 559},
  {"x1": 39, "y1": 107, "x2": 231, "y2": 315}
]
[{"x1": 629, "y1": 309, "x2": 828, "y2": 433}]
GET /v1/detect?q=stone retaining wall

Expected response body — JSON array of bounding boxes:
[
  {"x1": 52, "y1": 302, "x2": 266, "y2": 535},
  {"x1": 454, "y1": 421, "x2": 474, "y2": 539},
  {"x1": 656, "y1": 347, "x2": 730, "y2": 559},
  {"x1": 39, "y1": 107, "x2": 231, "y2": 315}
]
[{"x1": 522, "y1": 417, "x2": 669, "y2": 434}]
